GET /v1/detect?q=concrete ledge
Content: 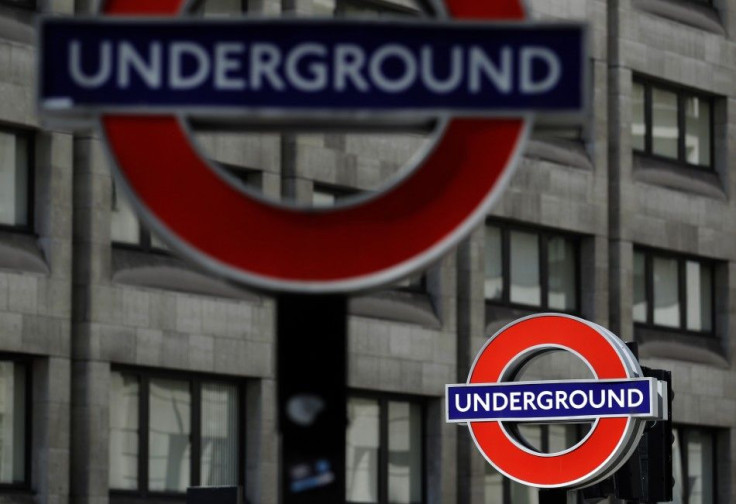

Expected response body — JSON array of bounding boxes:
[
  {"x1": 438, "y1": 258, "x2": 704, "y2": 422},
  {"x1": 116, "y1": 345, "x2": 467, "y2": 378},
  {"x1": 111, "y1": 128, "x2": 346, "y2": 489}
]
[
  {"x1": 633, "y1": 154, "x2": 726, "y2": 200},
  {"x1": 636, "y1": 326, "x2": 728, "y2": 368},
  {"x1": 350, "y1": 290, "x2": 440, "y2": 328},
  {"x1": 112, "y1": 247, "x2": 260, "y2": 302},
  {"x1": 0, "y1": 230, "x2": 49, "y2": 275},
  {"x1": 525, "y1": 138, "x2": 592, "y2": 170},
  {"x1": 633, "y1": 0, "x2": 725, "y2": 35},
  {"x1": 0, "y1": 5, "x2": 33, "y2": 45}
]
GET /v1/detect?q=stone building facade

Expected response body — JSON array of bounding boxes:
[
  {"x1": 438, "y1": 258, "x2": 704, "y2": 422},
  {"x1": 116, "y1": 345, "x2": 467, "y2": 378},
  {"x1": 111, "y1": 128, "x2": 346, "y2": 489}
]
[{"x1": 0, "y1": 0, "x2": 733, "y2": 503}]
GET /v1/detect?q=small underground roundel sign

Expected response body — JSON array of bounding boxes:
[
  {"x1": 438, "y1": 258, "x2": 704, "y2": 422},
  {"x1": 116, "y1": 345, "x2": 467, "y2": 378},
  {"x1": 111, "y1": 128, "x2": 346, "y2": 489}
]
[
  {"x1": 446, "y1": 314, "x2": 669, "y2": 489},
  {"x1": 37, "y1": 0, "x2": 585, "y2": 294}
]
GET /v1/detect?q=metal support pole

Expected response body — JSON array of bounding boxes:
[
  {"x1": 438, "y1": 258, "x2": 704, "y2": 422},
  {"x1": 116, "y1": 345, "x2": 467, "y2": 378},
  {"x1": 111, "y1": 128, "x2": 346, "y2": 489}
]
[
  {"x1": 539, "y1": 489, "x2": 577, "y2": 504},
  {"x1": 277, "y1": 294, "x2": 348, "y2": 503}
]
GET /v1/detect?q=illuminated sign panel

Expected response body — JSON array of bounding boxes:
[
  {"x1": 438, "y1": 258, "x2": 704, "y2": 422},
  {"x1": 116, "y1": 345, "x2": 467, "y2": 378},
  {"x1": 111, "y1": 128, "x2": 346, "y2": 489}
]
[
  {"x1": 40, "y1": 20, "x2": 584, "y2": 116},
  {"x1": 446, "y1": 378, "x2": 658, "y2": 423}
]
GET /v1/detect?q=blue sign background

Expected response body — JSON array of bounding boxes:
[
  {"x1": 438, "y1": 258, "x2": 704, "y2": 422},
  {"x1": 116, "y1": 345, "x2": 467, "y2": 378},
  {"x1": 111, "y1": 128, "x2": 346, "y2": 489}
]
[
  {"x1": 40, "y1": 20, "x2": 584, "y2": 113},
  {"x1": 447, "y1": 379, "x2": 654, "y2": 422}
]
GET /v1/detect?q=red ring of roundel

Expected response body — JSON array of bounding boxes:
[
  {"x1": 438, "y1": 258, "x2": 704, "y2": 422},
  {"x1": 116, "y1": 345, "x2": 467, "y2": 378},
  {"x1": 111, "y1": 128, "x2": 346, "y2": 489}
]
[
  {"x1": 469, "y1": 315, "x2": 633, "y2": 488},
  {"x1": 99, "y1": 0, "x2": 527, "y2": 291}
]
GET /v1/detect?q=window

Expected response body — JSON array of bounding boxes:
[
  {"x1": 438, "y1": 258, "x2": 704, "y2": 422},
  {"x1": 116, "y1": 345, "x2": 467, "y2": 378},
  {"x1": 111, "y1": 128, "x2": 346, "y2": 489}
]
[
  {"x1": 668, "y1": 427, "x2": 717, "y2": 504},
  {"x1": 484, "y1": 424, "x2": 587, "y2": 504},
  {"x1": 632, "y1": 78, "x2": 713, "y2": 169},
  {"x1": 346, "y1": 395, "x2": 424, "y2": 504},
  {"x1": 109, "y1": 370, "x2": 244, "y2": 495},
  {"x1": 633, "y1": 249, "x2": 714, "y2": 335},
  {"x1": 484, "y1": 223, "x2": 579, "y2": 312},
  {"x1": 193, "y1": 0, "x2": 246, "y2": 16},
  {"x1": 0, "y1": 127, "x2": 33, "y2": 231},
  {"x1": 0, "y1": 359, "x2": 30, "y2": 489},
  {"x1": 111, "y1": 183, "x2": 170, "y2": 253},
  {"x1": 393, "y1": 273, "x2": 426, "y2": 293},
  {"x1": 531, "y1": 124, "x2": 583, "y2": 142}
]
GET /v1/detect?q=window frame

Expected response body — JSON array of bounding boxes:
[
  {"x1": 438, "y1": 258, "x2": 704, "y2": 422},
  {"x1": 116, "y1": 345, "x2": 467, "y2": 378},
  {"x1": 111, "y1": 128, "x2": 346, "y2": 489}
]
[
  {"x1": 111, "y1": 227, "x2": 171, "y2": 255},
  {"x1": 109, "y1": 366, "x2": 247, "y2": 498},
  {"x1": 633, "y1": 247, "x2": 716, "y2": 338},
  {"x1": 110, "y1": 182, "x2": 170, "y2": 255},
  {"x1": 347, "y1": 390, "x2": 427, "y2": 504},
  {"x1": 632, "y1": 76, "x2": 715, "y2": 170},
  {"x1": 0, "y1": 354, "x2": 33, "y2": 492},
  {"x1": 0, "y1": 126, "x2": 35, "y2": 234},
  {"x1": 676, "y1": 426, "x2": 718, "y2": 504},
  {"x1": 484, "y1": 221, "x2": 581, "y2": 314}
]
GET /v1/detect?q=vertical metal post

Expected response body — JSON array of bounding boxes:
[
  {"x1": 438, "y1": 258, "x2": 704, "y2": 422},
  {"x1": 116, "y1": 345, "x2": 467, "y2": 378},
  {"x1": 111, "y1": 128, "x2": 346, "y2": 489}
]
[
  {"x1": 538, "y1": 489, "x2": 577, "y2": 504},
  {"x1": 277, "y1": 294, "x2": 348, "y2": 503}
]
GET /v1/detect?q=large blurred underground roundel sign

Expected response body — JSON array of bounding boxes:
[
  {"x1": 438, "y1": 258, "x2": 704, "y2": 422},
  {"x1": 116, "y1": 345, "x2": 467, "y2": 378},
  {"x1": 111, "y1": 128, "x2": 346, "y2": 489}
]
[
  {"x1": 446, "y1": 314, "x2": 669, "y2": 489},
  {"x1": 39, "y1": 0, "x2": 584, "y2": 293}
]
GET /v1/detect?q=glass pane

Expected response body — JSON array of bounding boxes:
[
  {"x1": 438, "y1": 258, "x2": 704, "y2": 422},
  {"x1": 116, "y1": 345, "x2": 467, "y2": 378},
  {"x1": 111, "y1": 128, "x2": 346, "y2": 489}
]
[
  {"x1": 652, "y1": 88, "x2": 679, "y2": 160},
  {"x1": 201, "y1": 382, "x2": 239, "y2": 486},
  {"x1": 340, "y1": 1, "x2": 381, "y2": 16},
  {"x1": 510, "y1": 231, "x2": 541, "y2": 306},
  {"x1": 687, "y1": 430, "x2": 714, "y2": 504},
  {"x1": 13, "y1": 135, "x2": 28, "y2": 227},
  {"x1": 517, "y1": 424, "x2": 543, "y2": 452},
  {"x1": 547, "y1": 424, "x2": 579, "y2": 454},
  {"x1": 0, "y1": 131, "x2": 28, "y2": 227},
  {"x1": 313, "y1": 0, "x2": 336, "y2": 15},
  {"x1": 685, "y1": 96, "x2": 711, "y2": 167},
  {"x1": 387, "y1": 401, "x2": 422, "y2": 504},
  {"x1": 632, "y1": 82, "x2": 646, "y2": 151},
  {"x1": 653, "y1": 257, "x2": 680, "y2": 328},
  {"x1": 686, "y1": 262, "x2": 713, "y2": 333},
  {"x1": 149, "y1": 379, "x2": 191, "y2": 492},
  {"x1": 109, "y1": 372, "x2": 140, "y2": 490},
  {"x1": 483, "y1": 464, "x2": 503, "y2": 504},
  {"x1": 666, "y1": 429, "x2": 684, "y2": 504},
  {"x1": 111, "y1": 184, "x2": 141, "y2": 245},
  {"x1": 510, "y1": 479, "x2": 539, "y2": 504},
  {"x1": 313, "y1": 190, "x2": 336, "y2": 207},
  {"x1": 509, "y1": 422, "x2": 542, "y2": 503},
  {"x1": 554, "y1": 424, "x2": 590, "y2": 455},
  {"x1": 547, "y1": 236, "x2": 576, "y2": 311},
  {"x1": 394, "y1": 273, "x2": 425, "y2": 291},
  {"x1": 198, "y1": 0, "x2": 243, "y2": 16},
  {"x1": 0, "y1": 362, "x2": 26, "y2": 484},
  {"x1": 484, "y1": 226, "x2": 503, "y2": 300},
  {"x1": 346, "y1": 398, "x2": 379, "y2": 503},
  {"x1": 150, "y1": 230, "x2": 170, "y2": 251},
  {"x1": 634, "y1": 252, "x2": 648, "y2": 323},
  {"x1": 532, "y1": 126, "x2": 582, "y2": 141}
]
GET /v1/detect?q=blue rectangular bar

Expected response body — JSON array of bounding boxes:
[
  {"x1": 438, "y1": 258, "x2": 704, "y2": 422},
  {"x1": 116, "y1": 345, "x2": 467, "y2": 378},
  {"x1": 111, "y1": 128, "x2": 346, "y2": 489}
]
[
  {"x1": 446, "y1": 379, "x2": 657, "y2": 423},
  {"x1": 39, "y1": 19, "x2": 585, "y2": 116}
]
